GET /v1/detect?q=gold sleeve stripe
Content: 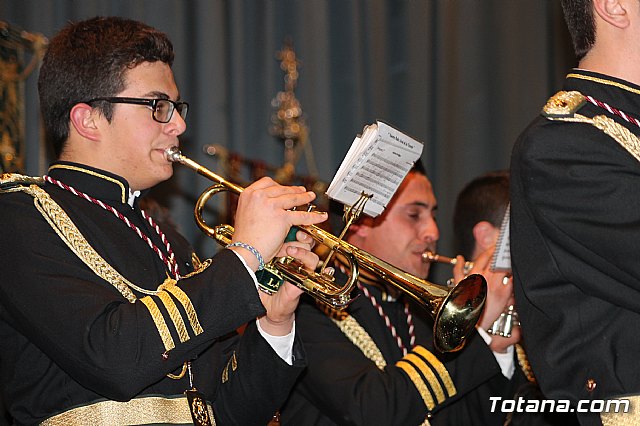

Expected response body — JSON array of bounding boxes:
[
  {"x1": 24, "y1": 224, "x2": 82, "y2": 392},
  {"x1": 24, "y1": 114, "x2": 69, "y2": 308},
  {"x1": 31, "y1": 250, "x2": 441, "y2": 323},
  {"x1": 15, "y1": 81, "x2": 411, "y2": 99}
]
[
  {"x1": 165, "y1": 285, "x2": 203, "y2": 335},
  {"x1": 221, "y1": 351, "x2": 239, "y2": 384},
  {"x1": 403, "y1": 353, "x2": 446, "y2": 404},
  {"x1": 414, "y1": 346, "x2": 456, "y2": 397},
  {"x1": 396, "y1": 360, "x2": 436, "y2": 410},
  {"x1": 140, "y1": 296, "x2": 175, "y2": 351},
  {"x1": 157, "y1": 291, "x2": 190, "y2": 343}
]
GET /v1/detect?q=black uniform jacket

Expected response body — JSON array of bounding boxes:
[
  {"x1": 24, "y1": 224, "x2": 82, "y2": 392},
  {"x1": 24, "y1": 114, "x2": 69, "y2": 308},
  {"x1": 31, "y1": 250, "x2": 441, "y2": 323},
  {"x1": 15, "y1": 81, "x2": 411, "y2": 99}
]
[
  {"x1": 0, "y1": 162, "x2": 305, "y2": 425},
  {"x1": 510, "y1": 70, "x2": 640, "y2": 424},
  {"x1": 280, "y1": 269, "x2": 523, "y2": 426}
]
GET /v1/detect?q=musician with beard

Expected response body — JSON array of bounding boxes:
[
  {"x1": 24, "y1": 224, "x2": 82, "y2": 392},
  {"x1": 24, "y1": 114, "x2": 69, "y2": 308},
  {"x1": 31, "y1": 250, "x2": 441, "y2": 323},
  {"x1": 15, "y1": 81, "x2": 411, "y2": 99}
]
[{"x1": 280, "y1": 160, "x2": 521, "y2": 425}]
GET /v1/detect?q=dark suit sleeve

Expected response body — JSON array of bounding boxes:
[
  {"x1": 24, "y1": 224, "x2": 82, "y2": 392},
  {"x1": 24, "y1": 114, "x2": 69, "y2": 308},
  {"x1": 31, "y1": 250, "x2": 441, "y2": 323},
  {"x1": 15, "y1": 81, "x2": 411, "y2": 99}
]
[{"x1": 212, "y1": 321, "x2": 306, "y2": 426}]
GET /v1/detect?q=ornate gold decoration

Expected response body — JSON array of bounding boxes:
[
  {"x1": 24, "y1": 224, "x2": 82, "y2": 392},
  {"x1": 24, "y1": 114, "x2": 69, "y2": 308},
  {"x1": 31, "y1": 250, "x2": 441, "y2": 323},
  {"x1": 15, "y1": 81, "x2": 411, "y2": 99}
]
[
  {"x1": 0, "y1": 21, "x2": 48, "y2": 174},
  {"x1": 270, "y1": 38, "x2": 307, "y2": 184},
  {"x1": 542, "y1": 91, "x2": 587, "y2": 117},
  {"x1": 39, "y1": 395, "x2": 213, "y2": 426}
]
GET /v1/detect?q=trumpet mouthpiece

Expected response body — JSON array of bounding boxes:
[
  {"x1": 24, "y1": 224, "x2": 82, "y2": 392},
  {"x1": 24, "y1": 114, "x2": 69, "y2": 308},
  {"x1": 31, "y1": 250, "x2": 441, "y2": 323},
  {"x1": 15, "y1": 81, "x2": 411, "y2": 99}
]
[{"x1": 165, "y1": 146, "x2": 181, "y2": 163}]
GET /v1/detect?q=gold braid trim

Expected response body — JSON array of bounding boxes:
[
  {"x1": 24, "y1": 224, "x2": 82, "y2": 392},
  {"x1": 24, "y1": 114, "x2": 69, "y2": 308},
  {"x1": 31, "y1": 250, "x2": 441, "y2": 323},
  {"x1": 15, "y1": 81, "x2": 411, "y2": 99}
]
[
  {"x1": 157, "y1": 290, "x2": 190, "y2": 343},
  {"x1": 140, "y1": 296, "x2": 175, "y2": 352},
  {"x1": 601, "y1": 395, "x2": 640, "y2": 426},
  {"x1": 221, "y1": 351, "x2": 238, "y2": 384},
  {"x1": 543, "y1": 91, "x2": 640, "y2": 163},
  {"x1": 515, "y1": 344, "x2": 536, "y2": 384},
  {"x1": 413, "y1": 346, "x2": 456, "y2": 398},
  {"x1": 39, "y1": 395, "x2": 216, "y2": 426},
  {"x1": 547, "y1": 113, "x2": 640, "y2": 162},
  {"x1": 567, "y1": 73, "x2": 640, "y2": 96},
  {"x1": 330, "y1": 315, "x2": 387, "y2": 369},
  {"x1": 396, "y1": 360, "x2": 436, "y2": 410},
  {"x1": 165, "y1": 284, "x2": 204, "y2": 335},
  {"x1": 25, "y1": 184, "x2": 137, "y2": 302},
  {"x1": 401, "y1": 353, "x2": 445, "y2": 404}
]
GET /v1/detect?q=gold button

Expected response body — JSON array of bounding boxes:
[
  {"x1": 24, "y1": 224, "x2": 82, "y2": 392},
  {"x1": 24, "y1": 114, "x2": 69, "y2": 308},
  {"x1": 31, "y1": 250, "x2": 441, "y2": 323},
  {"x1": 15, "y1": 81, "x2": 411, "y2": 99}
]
[{"x1": 586, "y1": 379, "x2": 597, "y2": 392}]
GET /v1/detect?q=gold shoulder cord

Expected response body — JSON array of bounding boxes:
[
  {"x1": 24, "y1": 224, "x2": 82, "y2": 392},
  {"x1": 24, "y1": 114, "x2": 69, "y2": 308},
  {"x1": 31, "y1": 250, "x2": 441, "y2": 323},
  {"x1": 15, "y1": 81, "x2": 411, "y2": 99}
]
[
  {"x1": 2, "y1": 180, "x2": 208, "y2": 355},
  {"x1": 14, "y1": 183, "x2": 138, "y2": 302},
  {"x1": 330, "y1": 314, "x2": 387, "y2": 370},
  {"x1": 515, "y1": 344, "x2": 536, "y2": 384},
  {"x1": 543, "y1": 91, "x2": 640, "y2": 163}
]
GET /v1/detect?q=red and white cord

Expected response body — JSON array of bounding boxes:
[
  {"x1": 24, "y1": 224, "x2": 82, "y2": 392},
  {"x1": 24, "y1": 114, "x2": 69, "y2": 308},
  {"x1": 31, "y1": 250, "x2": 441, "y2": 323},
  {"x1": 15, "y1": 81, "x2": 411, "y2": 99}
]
[{"x1": 44, "y1": 175, "x2": 180, "y2": 278}]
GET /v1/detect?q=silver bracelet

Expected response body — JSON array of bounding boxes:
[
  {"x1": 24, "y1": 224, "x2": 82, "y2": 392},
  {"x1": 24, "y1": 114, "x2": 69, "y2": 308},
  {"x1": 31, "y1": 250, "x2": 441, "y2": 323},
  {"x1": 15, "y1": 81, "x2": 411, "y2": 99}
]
[{"x1": 226, "y1": 242, "x2": 265, "y2": 270}]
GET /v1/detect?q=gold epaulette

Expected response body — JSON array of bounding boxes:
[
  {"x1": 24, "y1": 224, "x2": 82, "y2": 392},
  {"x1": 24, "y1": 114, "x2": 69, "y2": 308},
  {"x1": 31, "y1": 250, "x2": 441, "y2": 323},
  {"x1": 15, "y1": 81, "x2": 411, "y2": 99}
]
[
  {"x1": 0, "y1": 173, "x2": 44, "y2": 192},
  {"x1": 542, "y1": 91, "x2": 587, "y2": 118}
]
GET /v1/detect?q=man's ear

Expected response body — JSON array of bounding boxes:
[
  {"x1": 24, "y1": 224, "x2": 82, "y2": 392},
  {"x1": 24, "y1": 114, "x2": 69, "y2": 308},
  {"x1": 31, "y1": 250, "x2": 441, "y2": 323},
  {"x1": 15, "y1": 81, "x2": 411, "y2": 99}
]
[
  {"x1": 472, "y1": 221, "x2": 500, "y2": 252},
  {"x1": 593, "y1": 0, "x2": 630, "y2": 29},
  {"x1": 69, "y1": 103, "x2": 101, "y2": 141},
  {"x1": 351, "y1": 216, "x2": 376, "y2": 238}
]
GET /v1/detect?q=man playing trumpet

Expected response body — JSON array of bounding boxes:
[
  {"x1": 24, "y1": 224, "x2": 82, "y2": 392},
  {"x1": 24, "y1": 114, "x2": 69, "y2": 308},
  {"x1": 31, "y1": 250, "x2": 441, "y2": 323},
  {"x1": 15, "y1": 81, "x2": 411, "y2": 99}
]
[
  {"x1": 280, "y1": 160, "x2": 521, "y2": 425},
  {"x1": 0, "y1": 16, "x2": 327, "y2": 425}
]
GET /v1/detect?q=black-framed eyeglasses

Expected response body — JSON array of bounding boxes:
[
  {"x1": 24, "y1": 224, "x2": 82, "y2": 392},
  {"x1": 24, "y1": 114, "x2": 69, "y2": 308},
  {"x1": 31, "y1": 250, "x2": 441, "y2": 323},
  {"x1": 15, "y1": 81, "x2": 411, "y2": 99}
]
[{"x1": 84, "y1": 97, "x2": 189, "y2": 123}]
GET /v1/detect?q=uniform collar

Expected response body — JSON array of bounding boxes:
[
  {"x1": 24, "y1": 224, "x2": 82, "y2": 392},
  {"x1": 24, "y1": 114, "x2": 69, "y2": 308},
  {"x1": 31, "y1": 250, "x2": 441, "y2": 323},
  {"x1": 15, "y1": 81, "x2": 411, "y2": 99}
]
[
  {"x1": 565, "y1": 69, "x2": 640, "y2": 114},
  {"x1": 47, "y1": 161, "x2": 132, "y2": 206}
]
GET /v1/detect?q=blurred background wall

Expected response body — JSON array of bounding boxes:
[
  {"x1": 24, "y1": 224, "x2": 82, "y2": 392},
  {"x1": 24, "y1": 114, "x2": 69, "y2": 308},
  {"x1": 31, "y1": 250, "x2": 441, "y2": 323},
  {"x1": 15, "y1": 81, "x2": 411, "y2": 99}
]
[{"x1": 0, "y1": 0, "x2": 575, "y2": 282}]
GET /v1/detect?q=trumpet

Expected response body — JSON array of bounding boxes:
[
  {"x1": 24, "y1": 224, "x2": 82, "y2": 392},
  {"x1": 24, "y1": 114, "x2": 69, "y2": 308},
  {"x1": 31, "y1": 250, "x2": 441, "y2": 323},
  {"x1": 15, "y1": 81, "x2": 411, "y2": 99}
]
[
  {"x1": 423, "y1": 251, "x2": 519, "y2": 338},
  {"x1": 422, "y1": 251, "x2": 474, "y2": 276},
  {"x1": 166, "y1": 147, "x2": 487, "y2": 352}
]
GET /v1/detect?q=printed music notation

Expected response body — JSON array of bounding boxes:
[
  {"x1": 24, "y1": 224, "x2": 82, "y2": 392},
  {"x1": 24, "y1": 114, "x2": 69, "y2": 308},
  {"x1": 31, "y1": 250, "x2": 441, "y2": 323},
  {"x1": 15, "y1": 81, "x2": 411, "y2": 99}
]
[{"x1": 326, "y1": 121, "x2": 423, "y2": 217}]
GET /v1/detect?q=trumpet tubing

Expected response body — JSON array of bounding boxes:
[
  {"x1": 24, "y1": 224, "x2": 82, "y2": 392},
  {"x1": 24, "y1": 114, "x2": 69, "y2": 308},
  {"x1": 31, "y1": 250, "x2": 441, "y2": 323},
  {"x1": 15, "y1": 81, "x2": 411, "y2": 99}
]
[
  {"x1": 423, "y1": 251, "x2": 474, "y2": 275},
  {"x1": 166, "y1": 147, "x2": 487, "y2": 352}
]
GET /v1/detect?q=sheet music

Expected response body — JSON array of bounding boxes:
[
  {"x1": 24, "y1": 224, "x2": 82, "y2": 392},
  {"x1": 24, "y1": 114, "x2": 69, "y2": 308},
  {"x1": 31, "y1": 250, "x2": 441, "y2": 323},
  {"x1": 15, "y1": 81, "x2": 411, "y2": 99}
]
[
  {"x1": 326, "y1": 121, "x2": 423, "y2": 217},
  {"x1": 490, "y1": 204, "x2": 511, "y2": 273}
]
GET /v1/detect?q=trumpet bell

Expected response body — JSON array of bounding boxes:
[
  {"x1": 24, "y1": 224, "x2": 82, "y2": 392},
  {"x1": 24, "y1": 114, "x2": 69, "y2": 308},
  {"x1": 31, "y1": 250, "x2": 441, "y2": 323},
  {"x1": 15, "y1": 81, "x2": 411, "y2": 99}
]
[{"x1": 434, "y1": 274, "x2": 486, "y2": 352}]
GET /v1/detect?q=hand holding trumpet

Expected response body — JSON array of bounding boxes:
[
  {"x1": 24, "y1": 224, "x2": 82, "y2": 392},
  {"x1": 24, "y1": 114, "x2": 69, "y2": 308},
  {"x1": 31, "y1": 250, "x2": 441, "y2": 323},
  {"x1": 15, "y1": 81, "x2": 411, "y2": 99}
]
[
  {"x1": 437, "y1": 248, "x2": 521, "y2": 353},
  {"x1": 231, "y1": 176, "x2": 327, "y2": 271}
]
